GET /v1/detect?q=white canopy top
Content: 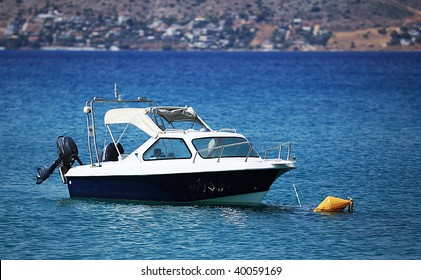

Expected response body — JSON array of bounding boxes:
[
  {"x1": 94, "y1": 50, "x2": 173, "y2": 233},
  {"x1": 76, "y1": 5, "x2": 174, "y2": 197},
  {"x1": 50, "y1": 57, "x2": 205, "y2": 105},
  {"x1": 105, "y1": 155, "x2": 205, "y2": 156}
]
[
  {"x1": 104, "y1": 106, "x2": 212, "y2": 136},
  {"x1": 104, "y1": 108, "x2": 161, "y2": 136}
]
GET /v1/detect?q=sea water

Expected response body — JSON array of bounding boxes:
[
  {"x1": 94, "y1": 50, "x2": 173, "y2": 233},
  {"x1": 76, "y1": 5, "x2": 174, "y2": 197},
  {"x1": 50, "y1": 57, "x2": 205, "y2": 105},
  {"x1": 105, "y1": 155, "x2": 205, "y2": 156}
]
[{"x1": 0, "y1": 51, "x2": 420, "y2": 259}]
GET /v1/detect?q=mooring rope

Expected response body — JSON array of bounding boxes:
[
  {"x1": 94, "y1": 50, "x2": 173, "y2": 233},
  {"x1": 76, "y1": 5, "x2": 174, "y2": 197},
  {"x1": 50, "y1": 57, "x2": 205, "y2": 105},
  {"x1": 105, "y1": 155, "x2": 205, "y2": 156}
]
[{"x1": 289, "y1": 170, "x2": 302, "y2": 207}]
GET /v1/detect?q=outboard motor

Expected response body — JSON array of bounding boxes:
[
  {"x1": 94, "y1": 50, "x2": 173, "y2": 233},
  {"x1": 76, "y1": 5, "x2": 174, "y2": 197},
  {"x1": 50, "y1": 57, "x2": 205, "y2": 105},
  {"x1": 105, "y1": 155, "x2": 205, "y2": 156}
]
[{"x1": 36, "y1": 136, "x2": 82, "y2": 184}]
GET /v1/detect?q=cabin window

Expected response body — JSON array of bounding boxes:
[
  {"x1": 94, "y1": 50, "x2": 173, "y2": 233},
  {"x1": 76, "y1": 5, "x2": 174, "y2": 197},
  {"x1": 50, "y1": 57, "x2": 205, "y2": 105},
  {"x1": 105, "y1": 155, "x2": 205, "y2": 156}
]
[
  {"x1": 192, "y1": 137, "x2": 259, "y2": 159},
  {"x1": 143, "y1": 138, "x2": 191, "y2": 160}
]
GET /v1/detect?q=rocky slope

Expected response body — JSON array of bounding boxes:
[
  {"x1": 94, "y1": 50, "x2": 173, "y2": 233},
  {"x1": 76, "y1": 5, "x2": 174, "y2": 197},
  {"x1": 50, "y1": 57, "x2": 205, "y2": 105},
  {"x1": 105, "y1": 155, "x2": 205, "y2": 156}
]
[{"x1": 1, "y1": 0, "x2": 420, "y2": 50}]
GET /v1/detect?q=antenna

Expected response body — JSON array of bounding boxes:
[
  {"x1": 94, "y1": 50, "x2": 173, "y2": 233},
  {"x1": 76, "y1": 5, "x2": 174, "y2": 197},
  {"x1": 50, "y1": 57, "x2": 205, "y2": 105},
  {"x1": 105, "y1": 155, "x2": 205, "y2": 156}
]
[{"x1": 114, "y1": 82, "x2": 118, "y2": 99}]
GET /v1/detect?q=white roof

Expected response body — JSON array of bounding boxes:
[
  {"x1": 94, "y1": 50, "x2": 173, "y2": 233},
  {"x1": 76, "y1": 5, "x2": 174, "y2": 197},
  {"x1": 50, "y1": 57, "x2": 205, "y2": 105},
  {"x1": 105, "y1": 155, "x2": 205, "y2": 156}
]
[
  {"x1": 104, "y1": 106, "x2": 212, "y2": 137},
  {"x1": 104, "y1": 108, "x2": 161, "y2": 136}
]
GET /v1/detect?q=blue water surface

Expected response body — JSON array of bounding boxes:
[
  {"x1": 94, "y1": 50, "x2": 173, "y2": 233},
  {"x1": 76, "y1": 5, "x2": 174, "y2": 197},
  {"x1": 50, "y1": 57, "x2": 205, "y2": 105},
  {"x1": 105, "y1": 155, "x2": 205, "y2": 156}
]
[{"x1": 0, "y1": 51, "x2": 420, "y2": 259}]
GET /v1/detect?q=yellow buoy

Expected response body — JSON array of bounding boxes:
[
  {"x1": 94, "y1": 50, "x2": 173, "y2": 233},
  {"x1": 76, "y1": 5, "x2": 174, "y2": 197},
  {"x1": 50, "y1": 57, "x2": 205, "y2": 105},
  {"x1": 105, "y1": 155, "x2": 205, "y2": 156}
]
[{"x1": 313, "y1": 196, "x2": 354, "y2": 212}]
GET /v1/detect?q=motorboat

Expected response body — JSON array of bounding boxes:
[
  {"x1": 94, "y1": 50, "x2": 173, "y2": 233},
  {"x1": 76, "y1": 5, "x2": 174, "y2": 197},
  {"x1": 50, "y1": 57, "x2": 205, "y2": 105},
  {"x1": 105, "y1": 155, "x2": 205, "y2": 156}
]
[{"x1": 36, "y1": 88, "x2": 296, "y2": 205}]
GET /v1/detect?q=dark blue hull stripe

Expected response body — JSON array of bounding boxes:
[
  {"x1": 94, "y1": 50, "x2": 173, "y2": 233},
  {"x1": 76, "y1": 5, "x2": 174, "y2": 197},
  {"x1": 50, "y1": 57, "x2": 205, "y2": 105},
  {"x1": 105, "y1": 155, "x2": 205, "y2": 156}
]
[{"x1": 66, "y1": 169, "x2": 288, "y2": 202}]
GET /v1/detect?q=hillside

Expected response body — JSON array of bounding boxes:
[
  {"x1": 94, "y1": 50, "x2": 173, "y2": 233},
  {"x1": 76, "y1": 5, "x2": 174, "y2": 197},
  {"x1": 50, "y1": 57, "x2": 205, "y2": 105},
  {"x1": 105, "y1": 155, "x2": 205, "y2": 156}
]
[{"x1": 1, "y1": 0, "x2": 420, "y2": 50}]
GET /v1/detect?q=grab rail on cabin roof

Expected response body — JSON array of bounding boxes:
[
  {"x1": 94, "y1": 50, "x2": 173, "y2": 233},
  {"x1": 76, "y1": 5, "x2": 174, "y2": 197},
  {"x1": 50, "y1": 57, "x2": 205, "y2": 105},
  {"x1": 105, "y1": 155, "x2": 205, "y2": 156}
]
[
  {"x1": 219, "y1": 128, "x2": 237, "y2": 133},
  {"x1": 192, "y1": 141, "x2": 258, "y2": 163},
  {"x1": 263, "y1": 142, "x2": 293, "y2": 161}
]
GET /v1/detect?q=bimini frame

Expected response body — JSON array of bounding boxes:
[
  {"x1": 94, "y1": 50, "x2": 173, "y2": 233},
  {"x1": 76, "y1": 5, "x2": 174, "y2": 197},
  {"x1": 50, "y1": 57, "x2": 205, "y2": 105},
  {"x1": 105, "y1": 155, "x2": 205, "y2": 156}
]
[{"x1": 83, "y1": 93, "x2": 155, "y2": 166}]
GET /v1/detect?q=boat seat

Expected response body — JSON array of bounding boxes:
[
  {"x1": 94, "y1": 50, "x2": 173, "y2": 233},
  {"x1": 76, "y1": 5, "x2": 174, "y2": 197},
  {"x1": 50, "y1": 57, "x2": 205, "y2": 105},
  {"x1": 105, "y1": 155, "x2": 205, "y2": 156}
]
[
  {"x1": 100, "y1": 142, "x2": 124, "y2": 162},
  {"x1": 153, "y1": 148, "x2": 165, "y2": 158}
]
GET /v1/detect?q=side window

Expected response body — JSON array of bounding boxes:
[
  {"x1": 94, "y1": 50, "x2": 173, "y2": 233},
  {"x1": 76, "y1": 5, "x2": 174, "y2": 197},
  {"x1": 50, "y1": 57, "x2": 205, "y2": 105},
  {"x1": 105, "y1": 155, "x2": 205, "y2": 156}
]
[{"x1": 143, "y1": 138, "x2": 191, "y2": 160}]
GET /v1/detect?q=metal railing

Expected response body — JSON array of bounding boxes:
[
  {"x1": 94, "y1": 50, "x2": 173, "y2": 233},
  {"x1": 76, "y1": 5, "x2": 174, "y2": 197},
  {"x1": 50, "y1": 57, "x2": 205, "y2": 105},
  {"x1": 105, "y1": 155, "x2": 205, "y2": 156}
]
[
  {"x1": 263, "y1": 142, "x2": 293, "y2": 161},
  {"x1": 84, "y1": 96, "x2": 155, "y2": 166},
  {"x1": 219, "y1": 128, "x2": 237, "y2": 133},
  {"x1": 193, "y1": 141, "x2": 258, "y2": 163}
]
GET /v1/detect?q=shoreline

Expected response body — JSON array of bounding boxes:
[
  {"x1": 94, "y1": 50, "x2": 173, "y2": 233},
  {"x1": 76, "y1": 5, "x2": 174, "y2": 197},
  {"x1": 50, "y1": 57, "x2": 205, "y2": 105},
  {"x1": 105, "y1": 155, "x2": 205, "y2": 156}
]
[{"x1": 1, "y1": 46, "x2": 420, "y2": 52}]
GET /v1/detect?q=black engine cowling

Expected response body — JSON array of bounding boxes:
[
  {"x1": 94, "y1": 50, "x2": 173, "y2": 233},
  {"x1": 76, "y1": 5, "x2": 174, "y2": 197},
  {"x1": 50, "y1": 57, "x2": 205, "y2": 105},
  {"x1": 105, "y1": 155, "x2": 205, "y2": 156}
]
[
  {"x1": 56, "y1": 136, "x2": 82, "y2": 169},
  {"x1": 36, "y1": 136, "x2": 82, "y2": 184}
]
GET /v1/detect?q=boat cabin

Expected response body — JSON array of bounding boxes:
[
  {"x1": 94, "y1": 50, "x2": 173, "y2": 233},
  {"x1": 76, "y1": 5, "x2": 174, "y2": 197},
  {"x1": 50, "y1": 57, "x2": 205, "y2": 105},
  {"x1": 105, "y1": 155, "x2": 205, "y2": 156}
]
[{"x1": 86, "y1": 98, "x2": 261, "y2": 167}]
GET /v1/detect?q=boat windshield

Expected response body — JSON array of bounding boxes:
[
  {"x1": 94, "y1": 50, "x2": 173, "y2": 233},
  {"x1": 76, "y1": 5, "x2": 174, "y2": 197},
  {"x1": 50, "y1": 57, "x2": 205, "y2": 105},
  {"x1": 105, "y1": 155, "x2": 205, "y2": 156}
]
[{"x1": 192, "y1": 137, "x2": 260, "y2": 159}]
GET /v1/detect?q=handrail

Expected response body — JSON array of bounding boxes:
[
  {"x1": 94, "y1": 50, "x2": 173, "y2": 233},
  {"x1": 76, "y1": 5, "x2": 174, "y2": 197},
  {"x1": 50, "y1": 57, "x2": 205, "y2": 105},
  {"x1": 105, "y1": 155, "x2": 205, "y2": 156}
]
[
  {"x1": 193, "y1": 141, "x2": 258, "y2": 163},
  {"x1": 263, "y1": 142, "x2": 293, "y2": 161},
  {"x1": 219, "y1": 128, "x2": 237, "y2": 133}
]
